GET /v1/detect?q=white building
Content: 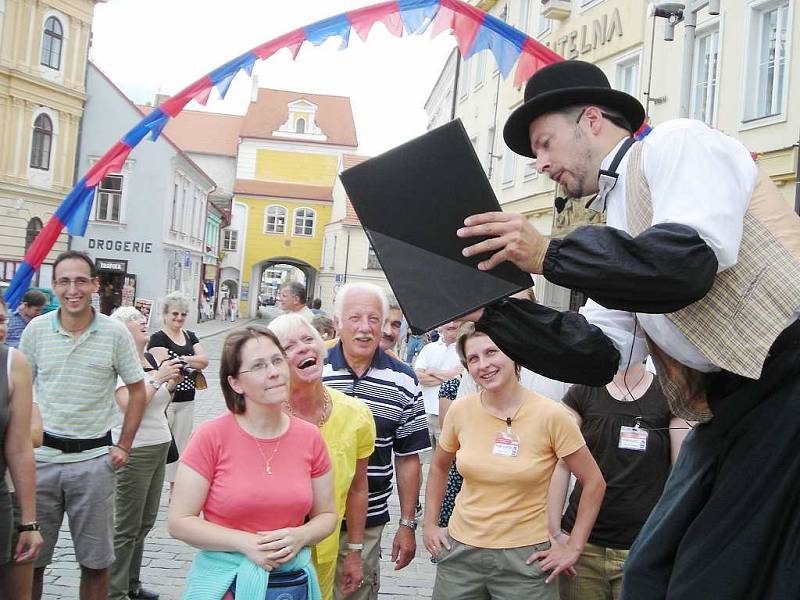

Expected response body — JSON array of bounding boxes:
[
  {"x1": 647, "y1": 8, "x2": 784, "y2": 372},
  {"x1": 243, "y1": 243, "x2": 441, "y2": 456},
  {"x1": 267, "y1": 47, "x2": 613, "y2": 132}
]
[{"x1": 73, "y1": 63, "x2": 215, "y2": 323}]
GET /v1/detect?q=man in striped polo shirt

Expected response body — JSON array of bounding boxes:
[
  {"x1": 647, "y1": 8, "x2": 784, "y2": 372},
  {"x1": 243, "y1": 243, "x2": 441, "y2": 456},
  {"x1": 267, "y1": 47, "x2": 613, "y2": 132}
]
[
  {"x1": 323, "y1": 282, "x2": 430, "y2": 600},
  {"x1": 20, "y1": 251, "x2": 145, "y2": 600}
]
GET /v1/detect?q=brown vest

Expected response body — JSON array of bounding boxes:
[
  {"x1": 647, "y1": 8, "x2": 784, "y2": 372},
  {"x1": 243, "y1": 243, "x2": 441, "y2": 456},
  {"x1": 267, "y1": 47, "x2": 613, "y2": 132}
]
[{"x1": 625, "y1": 141, "x2": 800, "y2": 421}]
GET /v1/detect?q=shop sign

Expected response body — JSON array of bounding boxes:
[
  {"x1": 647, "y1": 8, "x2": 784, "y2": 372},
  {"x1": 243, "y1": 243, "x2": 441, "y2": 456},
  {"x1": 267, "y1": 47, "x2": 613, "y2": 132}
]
[
  {"x1": 88, "y1": 238, "x2": 153, "y2": 253},
  {"x1": 96, "y1": 258, "x2": 127, "y2": 273}
]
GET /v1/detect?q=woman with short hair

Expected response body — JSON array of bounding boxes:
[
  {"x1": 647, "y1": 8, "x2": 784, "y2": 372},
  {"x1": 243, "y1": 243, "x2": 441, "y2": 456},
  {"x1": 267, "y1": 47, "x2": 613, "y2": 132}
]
[
  {"x1": 268, "y1": 314, "x2": 375, "y2": 600},
  {"x1": 108, "y1": 307, "x2": 183, "y2": 600},
  {"x1": 423, "y1": 324, "x2": 605, "y2": 599},
  {"x1": 169, "y1": 325, "x2": 337, "y2": 598},
  {"x1": 147, "y1": 292, "x2": 208, "y2": 485}
]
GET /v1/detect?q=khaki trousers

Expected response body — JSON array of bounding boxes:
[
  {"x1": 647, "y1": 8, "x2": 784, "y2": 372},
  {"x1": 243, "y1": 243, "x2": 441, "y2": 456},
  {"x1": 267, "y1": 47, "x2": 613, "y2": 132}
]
[{"x1": 334, "y1": 523, "x2": 385, "y2": 600}]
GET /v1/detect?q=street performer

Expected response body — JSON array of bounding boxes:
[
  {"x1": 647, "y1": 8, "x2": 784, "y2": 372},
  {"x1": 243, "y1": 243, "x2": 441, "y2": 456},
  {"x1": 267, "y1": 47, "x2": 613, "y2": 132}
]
[{"x1": 457, "y1": 60, "x2": 800, "y2": 599}]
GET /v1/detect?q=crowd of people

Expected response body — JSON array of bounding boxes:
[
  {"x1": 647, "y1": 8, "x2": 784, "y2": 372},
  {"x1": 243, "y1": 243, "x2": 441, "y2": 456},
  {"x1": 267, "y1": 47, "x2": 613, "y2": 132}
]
[{"x1": 1, "y1": 58, "x2": 798, "y2": 600}]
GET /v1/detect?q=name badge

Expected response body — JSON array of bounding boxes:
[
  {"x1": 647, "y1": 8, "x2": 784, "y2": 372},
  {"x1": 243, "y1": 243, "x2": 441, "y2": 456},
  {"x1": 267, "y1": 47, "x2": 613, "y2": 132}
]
[
  {"x1": 618, "y1": 426, "x2": 648, "y2": 451},
  {"x1": 493, "y1": 432, "x2": 520, "y2": 457}
]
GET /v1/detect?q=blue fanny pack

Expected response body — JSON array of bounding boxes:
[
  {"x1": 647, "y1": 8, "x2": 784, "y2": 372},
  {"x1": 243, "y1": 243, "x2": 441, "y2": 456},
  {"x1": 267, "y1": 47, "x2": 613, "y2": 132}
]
[{"x1": 230, "y1": 570, "x2": 308, "y2": 599}]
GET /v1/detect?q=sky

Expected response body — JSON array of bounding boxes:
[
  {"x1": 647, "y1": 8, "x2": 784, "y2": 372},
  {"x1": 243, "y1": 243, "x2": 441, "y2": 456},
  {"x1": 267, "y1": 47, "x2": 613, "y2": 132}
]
[{"x1": 89, "y1": 0, "x2": 458, "y2": 156}]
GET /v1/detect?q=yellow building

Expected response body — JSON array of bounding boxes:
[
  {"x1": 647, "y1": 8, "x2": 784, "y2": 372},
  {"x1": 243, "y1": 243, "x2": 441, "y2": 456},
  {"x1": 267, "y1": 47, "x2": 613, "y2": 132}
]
[
  {"x1": 0, "y1": 0, "x2": 103, "y2": 287},
  {"x1": 234, "y1": 87, "x2": 357, "y2": 316}
]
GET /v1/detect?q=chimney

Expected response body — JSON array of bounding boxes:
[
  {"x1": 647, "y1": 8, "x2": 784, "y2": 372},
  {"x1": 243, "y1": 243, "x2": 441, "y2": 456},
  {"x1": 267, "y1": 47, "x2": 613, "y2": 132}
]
[{"x1": 250, "y1": 75, "x2": 259, "y2": 102}]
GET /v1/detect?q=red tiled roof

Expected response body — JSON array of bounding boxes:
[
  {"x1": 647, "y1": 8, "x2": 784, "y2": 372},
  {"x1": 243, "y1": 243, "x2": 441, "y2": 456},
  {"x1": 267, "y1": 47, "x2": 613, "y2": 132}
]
[
  {"x1": 241, "y1": 88, "x2": 358, "y2": 148},
  {"x1": 234, "y1": 179, "x2": 333, "y2": 202},
  {"x1": 339, "y1": 154, "x2": 370, "y2": 225},
  {"x1": 136, "y1": 106, "x2": 242, "y2": 157}
]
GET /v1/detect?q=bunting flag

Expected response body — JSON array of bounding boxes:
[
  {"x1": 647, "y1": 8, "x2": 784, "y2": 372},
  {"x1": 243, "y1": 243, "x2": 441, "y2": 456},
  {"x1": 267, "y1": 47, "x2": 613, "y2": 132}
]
[{"x1": 4, "y1": 0, "x2": 562, "y2": 309}]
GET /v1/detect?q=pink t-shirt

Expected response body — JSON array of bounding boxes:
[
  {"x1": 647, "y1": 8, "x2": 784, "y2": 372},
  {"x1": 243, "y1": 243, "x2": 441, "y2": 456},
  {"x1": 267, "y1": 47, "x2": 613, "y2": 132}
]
[{"x1": 181, "y1": 412, "x2": 331, "y2": 533}]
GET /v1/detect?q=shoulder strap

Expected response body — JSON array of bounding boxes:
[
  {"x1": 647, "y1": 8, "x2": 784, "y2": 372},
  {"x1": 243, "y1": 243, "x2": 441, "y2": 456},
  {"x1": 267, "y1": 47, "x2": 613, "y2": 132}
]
[{"x1": 143, "y1": 351, "x2": 159, "y2": 371}]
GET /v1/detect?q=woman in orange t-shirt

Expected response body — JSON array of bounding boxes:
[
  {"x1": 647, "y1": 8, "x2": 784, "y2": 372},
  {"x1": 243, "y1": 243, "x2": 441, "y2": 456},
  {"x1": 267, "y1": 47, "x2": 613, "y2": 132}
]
[{"x1": 423, "y1": 324, "x2": 605, "y2": 600}]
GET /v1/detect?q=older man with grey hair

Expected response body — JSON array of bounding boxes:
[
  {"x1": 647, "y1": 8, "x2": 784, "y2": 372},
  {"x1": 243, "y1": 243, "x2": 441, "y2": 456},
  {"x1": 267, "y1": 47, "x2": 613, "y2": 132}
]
[
  {"x1": 279, "y1": 281, "x2": 315, "y2": 321},
  {"x1": 323, "y1": 282, "x2": 430, "y2": 600}
]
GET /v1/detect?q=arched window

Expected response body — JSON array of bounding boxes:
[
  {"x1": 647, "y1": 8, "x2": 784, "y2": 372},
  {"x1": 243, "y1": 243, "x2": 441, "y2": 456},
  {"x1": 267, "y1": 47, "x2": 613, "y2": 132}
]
[
  {"x1": 264, "y1": 205, "x2": 287, "y2": 234},
  {"x1": 41, "y1": 17, "x2": 63, "y2": 70},
  {"x1": 295, "y1": 118, "x2": 306, "y2": 134},
  {"x1": 293, "y1": 207, "x2": 315, "y2": 236},
  {"x1": 30, "y1": 114, "x2": 53, "y2": 170},
  {"x1": 25, "y1": 218, "x2": 43, "y2": 252}
]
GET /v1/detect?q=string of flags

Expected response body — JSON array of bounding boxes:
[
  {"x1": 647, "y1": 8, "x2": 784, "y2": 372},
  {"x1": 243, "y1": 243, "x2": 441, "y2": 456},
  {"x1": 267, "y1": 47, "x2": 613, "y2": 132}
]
[{"x1": 4, "y1": 0, "x2": 564, "y2": 308}]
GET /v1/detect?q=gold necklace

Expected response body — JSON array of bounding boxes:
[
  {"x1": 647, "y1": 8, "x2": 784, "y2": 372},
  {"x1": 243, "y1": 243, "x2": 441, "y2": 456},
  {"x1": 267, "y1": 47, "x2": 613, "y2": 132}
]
[
  {"x1": 252, "y1": 436, "x2": 282, "y2": 475},
  {"x1": 288, "y1": 387, "x2": 332, "y2": 428}
]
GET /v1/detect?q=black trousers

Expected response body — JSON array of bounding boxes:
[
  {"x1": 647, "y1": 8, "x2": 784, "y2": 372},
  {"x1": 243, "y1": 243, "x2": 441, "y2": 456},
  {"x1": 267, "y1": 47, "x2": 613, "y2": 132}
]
[{"x1": 621, "y1": 322, "x2": 800, "y2": 600}]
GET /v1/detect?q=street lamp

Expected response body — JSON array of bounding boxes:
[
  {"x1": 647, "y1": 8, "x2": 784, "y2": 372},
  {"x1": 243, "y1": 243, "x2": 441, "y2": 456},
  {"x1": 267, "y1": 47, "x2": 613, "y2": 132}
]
[{"x1": 652, "y1": 3, "x2": 685, "y2": 41}]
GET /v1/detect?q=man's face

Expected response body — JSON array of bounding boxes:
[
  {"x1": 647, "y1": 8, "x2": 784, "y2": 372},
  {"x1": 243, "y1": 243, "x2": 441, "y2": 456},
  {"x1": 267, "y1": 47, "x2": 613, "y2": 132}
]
[
  {"x1": 380, "y1": 308, "x2": 403, "y2": 351},
  {"x1": 440, "y1": 320, "x2": 461, "y2": 344},
  {"x1": 53, "y1": 258, "x2": 98, "y2": 318},
  {"x1": 339, "y1": 290, "x2": 383, "y2": 362},
  {"x1": 528, "y1": 111, "x2": 599, "y2": 199},
  {"x1": 279, "y1": 287, "x2": 297, "y2": 311},
  {"x1": 20, "y1": 302, "x2": 44, "y2": 319}
]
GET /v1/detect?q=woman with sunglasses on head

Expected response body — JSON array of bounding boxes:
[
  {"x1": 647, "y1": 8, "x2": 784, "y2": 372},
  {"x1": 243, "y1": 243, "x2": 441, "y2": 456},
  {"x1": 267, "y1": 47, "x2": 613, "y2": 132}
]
[
  {"x1": 268, "y1": 314, "x2": 375, "y2": 600},
  {"x1": 147, "y1": 292, "x2": 209, "y2": 488},
  {"x1": 169, "y1": 325, "x2": 337, "y2": 599},
  {"x1": 423, "y1": 324, "x2": 605, "y2": 600}
]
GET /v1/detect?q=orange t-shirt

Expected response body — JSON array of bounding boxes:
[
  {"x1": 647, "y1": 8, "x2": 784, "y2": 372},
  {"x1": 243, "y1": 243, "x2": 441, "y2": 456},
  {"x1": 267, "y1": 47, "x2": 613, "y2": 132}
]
[{"x1": 439, "y1": 390, "x2": 585, "y2": 549}]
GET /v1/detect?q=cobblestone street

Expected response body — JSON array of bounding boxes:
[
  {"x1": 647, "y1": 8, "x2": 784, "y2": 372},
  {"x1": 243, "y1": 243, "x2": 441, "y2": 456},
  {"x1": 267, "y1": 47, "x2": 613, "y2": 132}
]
[{"x1": 42, "y1": 315, "x2": 435, "y2": 599}]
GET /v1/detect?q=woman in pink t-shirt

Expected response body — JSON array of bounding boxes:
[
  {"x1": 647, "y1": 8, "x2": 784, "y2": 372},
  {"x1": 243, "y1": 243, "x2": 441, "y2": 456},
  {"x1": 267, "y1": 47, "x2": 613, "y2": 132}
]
[{"x1": 168, "y1": 325, "x2": 337, "y2": 597}]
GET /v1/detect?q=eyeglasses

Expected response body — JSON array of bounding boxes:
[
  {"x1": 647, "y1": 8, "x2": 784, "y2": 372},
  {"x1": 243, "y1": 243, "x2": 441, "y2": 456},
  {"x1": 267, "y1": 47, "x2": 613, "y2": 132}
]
[
  {"x1": 238, "y1": 356, "x2": 286, "y2": 375},
  {"x1": 170, "y1": 311, "x2": 188, "y2": 317},
  {"x1": 54, "y1": 277, "x2": 93, "y2": 289}
]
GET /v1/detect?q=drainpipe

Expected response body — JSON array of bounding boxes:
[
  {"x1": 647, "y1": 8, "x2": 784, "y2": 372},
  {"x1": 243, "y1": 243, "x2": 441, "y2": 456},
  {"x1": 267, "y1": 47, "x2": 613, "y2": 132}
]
[
  {"x1": 678, "y1": 8, "x2": 696, "y2": 118},
  {"x1": 343, "y1": 229, "x2": 351, "y2": 283},
  {"x1": 794, "y1": 136, "x2": 800, "y2": 215}
]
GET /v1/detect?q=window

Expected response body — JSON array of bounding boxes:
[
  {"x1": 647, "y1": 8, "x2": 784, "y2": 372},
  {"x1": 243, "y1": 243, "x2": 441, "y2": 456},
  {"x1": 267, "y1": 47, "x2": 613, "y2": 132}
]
[
  {"x1": 523, "y1": 159, "x2": 538, "y2": 180},
  {"x1": 41, "y1": 16, "x2": 63, "y2": 70},
  {"x1": 474, "y1": 51, "x2": 486, "y2": 89},
  {"x1": 30, "y1": 114, "x2": 52, "y2": 170},
  {"x1": 616, "y1": 55, "x2": 640, "y2": 98},
  {"x1": 691, "y1": 28, "x2": 720, "y2": 124},
  {"x1": 746, "y1": 1, "x2": 790, "y2": 120},
  {"x1": 223, "y1": 229, "x2": 238, "y2": 251},
  {"x1": 293, "y1": 207, "x2": 315, "y2": 236},
  {"x1": 502, "y1": 148, "x2": 516, "y2": 185},
  {"x1": 264, "y1": 205, "x2": 287, "y2": 234},
  {"x1": 518, "y1": 0, "x2": 530, "y2": 33},
  {"x1": 296, "y1": 118, "x2": 306, "y2": 134},
  {"x1": 366, "y1": 244, "x2": 381, "y2": 270},
  {"x1": 25, "y1": 218, "x2": 43, "y2": 252},
  {"x1": 95, "y1": 174, "x2": 122, "y2": 222},
  {"x1": 170, "y1": 181, "x2": 179, "y2": 230},
  {"x1": 459, "y1": 56, "x2": 470, "y2": 100}
]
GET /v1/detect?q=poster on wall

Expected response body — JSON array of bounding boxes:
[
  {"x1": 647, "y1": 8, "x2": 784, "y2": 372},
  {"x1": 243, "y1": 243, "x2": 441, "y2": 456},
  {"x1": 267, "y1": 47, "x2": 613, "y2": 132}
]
[
  {"x1": 121, "y1": 275, "x2": 137, "y2": 308},
  {"x1": 134, "y1": 298, "x2": 154, "y2": 328}
]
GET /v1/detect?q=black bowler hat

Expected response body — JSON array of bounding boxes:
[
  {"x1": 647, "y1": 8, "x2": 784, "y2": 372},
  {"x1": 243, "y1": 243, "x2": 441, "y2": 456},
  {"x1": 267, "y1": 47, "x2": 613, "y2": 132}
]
[{"x1": 503, "y1": 61, "x2": 646, "y2": 158}]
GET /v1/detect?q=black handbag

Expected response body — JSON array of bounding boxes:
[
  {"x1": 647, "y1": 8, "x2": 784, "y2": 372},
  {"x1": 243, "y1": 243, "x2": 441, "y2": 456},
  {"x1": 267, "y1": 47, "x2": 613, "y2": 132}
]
[
  {"x1": 229, "y1": 570, "x2": 309, "y2": 599},
  {"x1": 144, "y1": 352, "x2": 180, "y2": 464}
]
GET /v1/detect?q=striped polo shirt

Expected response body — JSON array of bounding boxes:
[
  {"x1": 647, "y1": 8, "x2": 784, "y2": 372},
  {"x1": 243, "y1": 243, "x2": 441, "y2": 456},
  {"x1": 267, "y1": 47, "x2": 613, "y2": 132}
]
[
  {"x1": 323, "y1": 343, "x2": 430, "y2": 527},
  {"x1": 19, "y1": 309, "x2": 143, "y2": 463}
]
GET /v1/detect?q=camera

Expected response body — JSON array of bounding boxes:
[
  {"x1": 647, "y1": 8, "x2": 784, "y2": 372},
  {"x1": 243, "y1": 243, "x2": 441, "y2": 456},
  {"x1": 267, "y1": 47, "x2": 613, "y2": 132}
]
[{"x1": 177, "y1": 359, "x2": 200, "y2": 379}]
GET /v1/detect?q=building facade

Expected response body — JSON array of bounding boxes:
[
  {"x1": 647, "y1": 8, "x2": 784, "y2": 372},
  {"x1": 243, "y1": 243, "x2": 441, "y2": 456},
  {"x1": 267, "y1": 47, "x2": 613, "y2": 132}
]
[
  {"x1": 0, "y1": 0, "x2": 102, "y2": 288},
  {"x1": 72, "y1": 63, "x2": 215, "y2": 324}
]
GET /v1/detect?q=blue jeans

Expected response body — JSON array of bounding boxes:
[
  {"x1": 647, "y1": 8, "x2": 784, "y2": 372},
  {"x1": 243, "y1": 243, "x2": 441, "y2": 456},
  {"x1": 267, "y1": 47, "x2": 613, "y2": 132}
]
[{"x1": 405, "y1": 336, "x2": 425, "y2": 364}]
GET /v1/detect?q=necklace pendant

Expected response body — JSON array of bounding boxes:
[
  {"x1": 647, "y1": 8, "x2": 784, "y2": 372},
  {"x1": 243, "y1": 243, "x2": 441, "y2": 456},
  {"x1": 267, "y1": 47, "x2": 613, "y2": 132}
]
[{"x1": 266, "y1": 465, "x2": 272, "y2": 475}]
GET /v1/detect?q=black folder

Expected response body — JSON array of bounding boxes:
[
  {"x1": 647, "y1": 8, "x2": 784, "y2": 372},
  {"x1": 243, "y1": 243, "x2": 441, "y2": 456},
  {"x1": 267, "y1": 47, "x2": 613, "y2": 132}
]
[{"x1": 339, "y1": 119, "x2": 532, "y2": 334}]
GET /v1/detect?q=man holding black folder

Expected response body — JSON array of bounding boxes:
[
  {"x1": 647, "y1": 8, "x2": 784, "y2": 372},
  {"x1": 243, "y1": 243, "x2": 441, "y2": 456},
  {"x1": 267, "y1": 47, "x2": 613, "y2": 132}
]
[{"x1": 457, "y1": 61, "x2": 800, "y2": 599}]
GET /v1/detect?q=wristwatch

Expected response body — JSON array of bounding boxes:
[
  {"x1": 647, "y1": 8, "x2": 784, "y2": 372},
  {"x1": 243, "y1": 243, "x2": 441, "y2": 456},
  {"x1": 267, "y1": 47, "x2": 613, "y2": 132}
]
[
  {"x1": 17, "y1": 521, "x2": 40, "y2": 532},
  {"x1": 399, "y1": 518, "x2": 418, "y2": 531},
  {"x1": 148, "y1": 379, "x2": 162, "y2": 391}
]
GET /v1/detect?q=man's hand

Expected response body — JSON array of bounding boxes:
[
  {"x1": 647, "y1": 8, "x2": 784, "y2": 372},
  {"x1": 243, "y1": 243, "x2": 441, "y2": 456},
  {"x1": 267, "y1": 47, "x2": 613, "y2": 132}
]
[
  {"x1": 109, "y1": 445, "x2": 129, "y2": 470},
  {"x1": 391, "y1": 524, "x2": 416, "y2": 570},
  {"x1": 15, "y1": 530, "x2": 43, "y2": 562},
  {"x1": 458, "y1": 212, "x2": 549, "y2": 274},
  {"x1": 338, "y1": 551, "x2": 364, "y2": 596}
]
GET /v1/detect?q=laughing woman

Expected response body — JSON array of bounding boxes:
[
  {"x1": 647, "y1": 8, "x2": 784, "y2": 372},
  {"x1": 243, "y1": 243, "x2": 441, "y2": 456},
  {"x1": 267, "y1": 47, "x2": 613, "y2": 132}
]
[
  {"x1": 423, "y1": 324, "x2": 605, "y2": 600},
  {"x1": 268, "y1": 314, "x2": 375, "y2": 600},
  {"x1": 169, "y1": 325, "x2": 337, "y2": 599}
]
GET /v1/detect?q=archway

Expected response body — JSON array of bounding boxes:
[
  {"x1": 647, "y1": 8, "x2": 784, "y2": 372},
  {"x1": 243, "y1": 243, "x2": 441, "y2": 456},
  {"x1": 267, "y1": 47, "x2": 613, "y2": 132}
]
[{"x1": 248, "y1": 256, "x2": 317, "y2": 317}]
